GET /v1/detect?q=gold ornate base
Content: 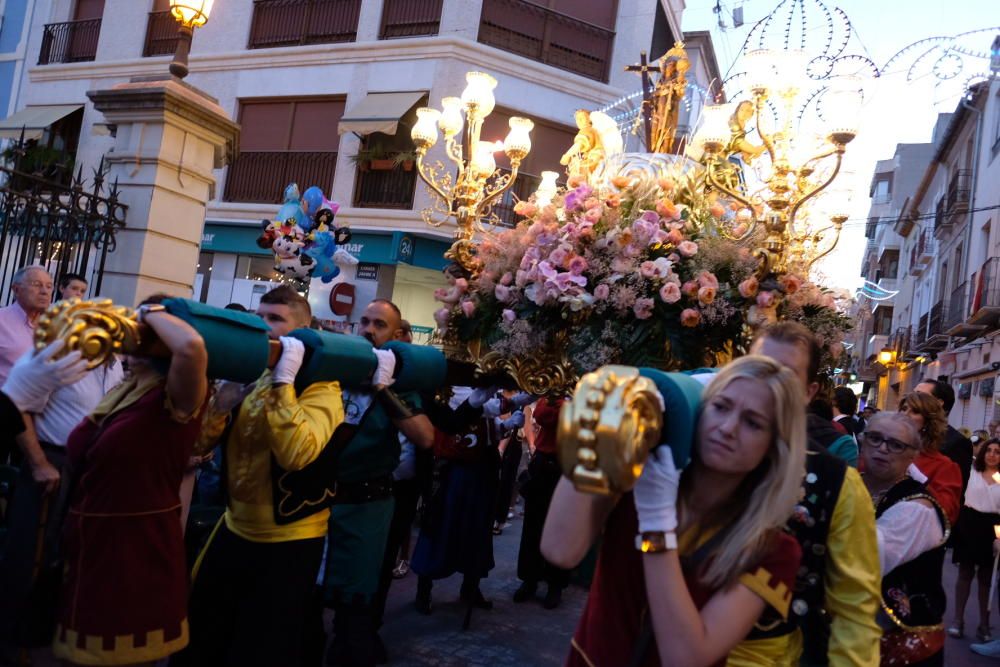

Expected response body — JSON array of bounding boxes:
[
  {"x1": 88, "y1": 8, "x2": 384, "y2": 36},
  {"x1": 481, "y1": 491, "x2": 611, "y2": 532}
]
[
  {"x1": 34, "y1": 299, "x2": 141, "y2": 369},
  {"x1": 557, "y1": 365, "x2": 664, "y2": 495}
]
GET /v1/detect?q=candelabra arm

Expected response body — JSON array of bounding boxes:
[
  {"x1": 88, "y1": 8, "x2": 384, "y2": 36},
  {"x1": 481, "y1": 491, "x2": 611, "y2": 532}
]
[
  {"x1": 799, "y1": 146, "x2": 841, "y2": 172},
  {"x1": 415, "y1": 152, "x2": 454, "y2": 206},
  {"x1": 754, "y1": 96, "x2": 778, "y2": 164},
  {"x1": 444, "y1": 136, "x2": 466, "y2": 176},
  {"x1": 788, "y1": 149, "x2": 843, "y2": 228},
  {"x1": 705, "y1": 158, "x2": 757, "y2": 214},
  {"x1": 807, "y1": 224, "x2": 844, "y2": 268},
  {"x1": 479, "y1": 163, "x2": 521, "y2": 214}
]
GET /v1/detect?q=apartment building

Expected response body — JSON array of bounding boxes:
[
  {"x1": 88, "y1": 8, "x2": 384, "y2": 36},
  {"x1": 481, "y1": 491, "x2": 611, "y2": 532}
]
[
  {"x1": 861, "y1": 74, "x2": 1000, "y2": 431},
  {"x1": 1, "y1": 0, "x2": 719, "y2": 334}
]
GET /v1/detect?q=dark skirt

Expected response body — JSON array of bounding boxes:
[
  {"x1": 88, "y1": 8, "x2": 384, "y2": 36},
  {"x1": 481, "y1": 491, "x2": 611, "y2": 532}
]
[
  {"x1": 952, "y1": 506, "x2": 1000, "y2": 568},
  {"x1": 411, "y1": 455, "x2": 499, "y2": 580}
]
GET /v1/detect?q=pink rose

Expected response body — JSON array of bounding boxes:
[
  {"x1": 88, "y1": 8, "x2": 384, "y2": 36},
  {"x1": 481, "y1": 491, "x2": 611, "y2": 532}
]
[
  {"x1": 681, "y1": 281, "x2": 699, "y2": 299},
  {"x1": 656, "y1": 199, "x2": 679, "y2": 220},
  {"x1": 781, "y1": 274, "x2": 802, "y2": 294},
  {"x1": 665, "y1": 229, "x2": 684, "y2": 246},
  {"x1": 500, "y1": 272, "x2": 513, "y2": 286},
  {"x1": 696, "y1": 271, "x2": 719, "y2": 290},
  {"x1": 569, "y1": 256, "x2": 588, "y2": 276},
  {"x1": 677, "y1": 241, "x2": 698, "y2": 257},
  {"x1": 633, "y1": 298, "x2": 655, "y2": 320},
  {"x1": 639, "y1": 261, "x2": 658, "y2": 279},
  {"x1": 502, "y1": 309, "x2": 516, "y2": 323},
  {"x1": 698, "y1": 286, "x2": 716, "y2": 305},
  {"x1": 593, "y1": 283, "x2": 610, "y2": 300},
  {"x1": 494, "y1": 285, "x2": 512, "y2": 302},
  {"x1": 549, "y1": 247, "x2": 569, "y2": 267},
  {"x1": 513, "y1": 200, "x2": 537, "y2": 218},
  {"x1": 659, "y1": 282, "x2": 681, "y2": 304},
  {"x1": 680, "y1": 308, "x2": 701, "y2": 327},
  {"x1": 461, "y1": 300, "x2": 476, "y2": 318},
  {"x1": 584, "y1": 207, "x2": 602, "y2": 224},
  {"x1": 756, "y1": 291, "x2": 776, "y2": 309},
  {"x1": 738, "y1": 277, "x2": 759, "y2": 298}
]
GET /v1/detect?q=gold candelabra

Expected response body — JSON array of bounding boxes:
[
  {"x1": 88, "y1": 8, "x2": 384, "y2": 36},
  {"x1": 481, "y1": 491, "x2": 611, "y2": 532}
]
[
  {"x1": 410, "y1": 72, "x2": 533, "y2": 275},
  {"x1": 695, "y1": 51, "x2": 862, "y2": 278}
]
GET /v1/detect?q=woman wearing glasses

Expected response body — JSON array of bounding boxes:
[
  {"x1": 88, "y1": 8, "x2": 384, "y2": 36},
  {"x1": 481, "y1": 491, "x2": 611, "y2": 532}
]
[
  {"x1": 860, "y1": 412, "x2": 948, "y2": 666},
  {"x1": 899, "y1": 391, "x2": 963, "y2": 526},
  {"x1": 948, "y1": 439, "x2": 1000, "y2": 641}
]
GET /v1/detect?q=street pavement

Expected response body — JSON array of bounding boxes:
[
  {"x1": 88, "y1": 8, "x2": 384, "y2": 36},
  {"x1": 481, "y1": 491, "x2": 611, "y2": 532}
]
[{"x1": 23, "y1": 507, "x2": 1000, "y2": 666}]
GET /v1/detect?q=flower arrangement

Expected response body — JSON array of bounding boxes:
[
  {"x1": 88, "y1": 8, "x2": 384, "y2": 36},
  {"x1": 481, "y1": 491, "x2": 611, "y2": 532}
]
[{"x1": 433, "y1": 157, "x2": 851, "y2": 380}]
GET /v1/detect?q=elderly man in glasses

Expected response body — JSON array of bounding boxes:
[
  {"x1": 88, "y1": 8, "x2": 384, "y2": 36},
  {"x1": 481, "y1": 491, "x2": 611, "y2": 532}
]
[
  {"x1": 860, "y1": 411, "x2": 949, "y2": 666},
  {"x1": 0, "y1": 266, "x2": 53, "y2": 386}
]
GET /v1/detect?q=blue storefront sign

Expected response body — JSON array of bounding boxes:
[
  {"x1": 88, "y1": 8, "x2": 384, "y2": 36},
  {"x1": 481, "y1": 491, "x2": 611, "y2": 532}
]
[{"x1": 202, "y1": 223, "x2": 450, "y2": 272}]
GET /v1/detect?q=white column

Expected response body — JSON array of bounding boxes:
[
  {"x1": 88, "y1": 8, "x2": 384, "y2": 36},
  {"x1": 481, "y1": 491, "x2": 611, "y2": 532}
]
[
  {"x1": 87, "y1": 77, "x2": 239, "y2": 307},
  {"x1": 356, "y1": 0, "x2": 384, "y2": 42},
  {"x1": 438, "y1": 0, "x2": 483, "y2": 41}
]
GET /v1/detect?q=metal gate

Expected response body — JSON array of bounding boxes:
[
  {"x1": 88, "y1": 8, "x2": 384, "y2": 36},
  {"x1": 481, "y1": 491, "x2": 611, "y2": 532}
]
[{"x1": 0, "y1": 135, "x2": 127, "y2": 303}]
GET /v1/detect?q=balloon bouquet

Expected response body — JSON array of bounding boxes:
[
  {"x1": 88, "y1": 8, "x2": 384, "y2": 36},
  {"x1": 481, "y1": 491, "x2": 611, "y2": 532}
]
[{"x1": 256, "y1": 184, "x2": 358, "y2": 283}]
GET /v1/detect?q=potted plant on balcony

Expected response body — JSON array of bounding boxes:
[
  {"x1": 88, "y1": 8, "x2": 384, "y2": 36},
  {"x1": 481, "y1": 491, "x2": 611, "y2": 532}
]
[
  {"x1": 392, "y1": 150, "x2": 418, "y2": 172},
  {"x1": 349, "y1": 144, "x2": 394, "y2": 171}
]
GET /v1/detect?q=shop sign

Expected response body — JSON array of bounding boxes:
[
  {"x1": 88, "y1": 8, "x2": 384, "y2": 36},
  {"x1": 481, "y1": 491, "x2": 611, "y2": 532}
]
[
  {"x1": 392, "y1": 232, "x2": 414, "y2": 264},
  {"x1": 356, "y1": 262, "x2": 380, "y2": 281}
]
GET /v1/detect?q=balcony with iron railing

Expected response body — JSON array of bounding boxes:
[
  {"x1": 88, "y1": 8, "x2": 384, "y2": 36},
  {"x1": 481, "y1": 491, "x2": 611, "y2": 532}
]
[
  {"x1": 913, "y1": 312, "x2": 928, "y2": 348},
  {"x1": 379, "y1": 0, "x2": 443, "y2": 39},
  {"x1": 224, "y1": 151, "x2": 338, "y2": 204},
  {"x1": 945, "y1": 281, "x2": 976, "y2": 336},
  {"x1": 933, "y1": 196, "x2": 948, "y2": 238},
  {"x1": 143, "y1": 11, "x2": 181, "y2": 57},
  {"x1": 946, "y1": 169, "x2": 972, "y2": 226},
  {"x1": 38, "y1": 18, "x2": 102, "y2": 64},
  {"x1": 909, "y1": 230, "x2": 934, "y2": 276},
  {"x1": 967, "y1": 257, "x2": 1000, "y2": 329},
  {"x1": 923, "y1": 300, "x2": 949, "y2": 350},
  {"x1": 248, "y1": 0, "x2": 362, "y2": 49},
  {"x1": 478, "y1": 0, "x2": 614, "y2": 83},
  {"x1": 353, "y1": 160, "x2": 417, "y2": 209}
]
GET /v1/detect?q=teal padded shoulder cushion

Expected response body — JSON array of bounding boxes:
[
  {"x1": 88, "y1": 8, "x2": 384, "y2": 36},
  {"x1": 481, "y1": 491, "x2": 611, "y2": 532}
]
[
  {"x1": 163, "y1": 298, "x2": 271, "y2": 383},
  {"x1": 289, "y1": 328, "x2": 377, "y2": 393},
  {"x1": 381, "y1": 340, "x2": 447, "y2": 393},
  {"x1": 638, "y1": 368, "x2": 706, "y2": 470}
]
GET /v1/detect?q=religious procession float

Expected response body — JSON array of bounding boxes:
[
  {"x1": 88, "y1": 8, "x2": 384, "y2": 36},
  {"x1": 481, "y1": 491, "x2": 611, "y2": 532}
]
[{"x1": 33, "y1": 42, "x2": 860, "y2": 495}]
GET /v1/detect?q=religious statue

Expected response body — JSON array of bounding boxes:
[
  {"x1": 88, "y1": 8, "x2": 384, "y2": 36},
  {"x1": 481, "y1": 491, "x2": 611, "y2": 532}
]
[
  {"x1": 726, "y1": 100, "x2": 766, "y2": 164},
  {"x1": 649, "y1": 42, "x2": 691, "y2": 153},
  {"x1": 560, "y1": 110, "x2": 623, "y2": 179}
]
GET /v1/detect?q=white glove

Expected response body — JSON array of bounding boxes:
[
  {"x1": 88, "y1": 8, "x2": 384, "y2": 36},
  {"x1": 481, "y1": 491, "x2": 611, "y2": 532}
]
[
  {"x1": 501, "y1": 411, "x2": 525, "y2": 430},
  {"x1": 467, "y1": 386, "x2": 498, "y2": 409},
  {"x1": 633, "y1": 446, "x2": 680, "y2": 534},
  {"x1": 372, "y1": 349, "x2": 396, "y2": 388},
  {"x1": 509, "y1": 392, "x2": 536, "y2": 408},
  {"x1": 272, "y1": 336, "x2": 305, "y2": 386},
  {"x1": 483, "y1": 397, "x2": 503, "y2": 418},
  {"x1": 2, "y1": 341, "x2": 88, "y2": 412}
]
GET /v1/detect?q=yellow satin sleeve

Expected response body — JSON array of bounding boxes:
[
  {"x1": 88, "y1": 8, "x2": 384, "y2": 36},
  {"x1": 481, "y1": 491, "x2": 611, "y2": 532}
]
[
  {"x1": 823, "y1": 467, "x2": 882, "y2": 666},
  {"x1": 264, "y1": 381, "x2": 344, "y2": 472}
]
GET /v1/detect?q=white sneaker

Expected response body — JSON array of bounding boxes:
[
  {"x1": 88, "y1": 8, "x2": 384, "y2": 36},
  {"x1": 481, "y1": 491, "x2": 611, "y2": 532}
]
[{"x1": 971, "y1": 638, "x2": 1000, "y2": 657}]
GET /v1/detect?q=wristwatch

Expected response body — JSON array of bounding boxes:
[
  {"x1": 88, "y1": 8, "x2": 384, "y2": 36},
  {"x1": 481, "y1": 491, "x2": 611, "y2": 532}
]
[
  {"x1": 137, "y1": 303, "x2": 167, "y2": 322},
  {"x1": 635, "y1": 531, "x2": 678, "y2": 554}
]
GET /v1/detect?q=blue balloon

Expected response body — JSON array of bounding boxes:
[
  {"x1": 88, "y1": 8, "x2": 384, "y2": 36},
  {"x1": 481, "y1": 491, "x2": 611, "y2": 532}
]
[{"x1": 302, "y1": 186, "x2": 325, "y2": 217}]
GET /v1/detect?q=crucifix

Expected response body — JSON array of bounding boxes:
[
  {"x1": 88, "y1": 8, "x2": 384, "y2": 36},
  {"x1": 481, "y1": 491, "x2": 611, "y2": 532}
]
[{"x1": 625, "y1": 51, "x2": 658, "y2": 150}]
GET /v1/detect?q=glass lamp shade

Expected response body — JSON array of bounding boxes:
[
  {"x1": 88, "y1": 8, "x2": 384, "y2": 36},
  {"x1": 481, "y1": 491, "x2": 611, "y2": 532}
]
[
  {"x1": 411, "y1": 108, "x2": 441, "y2": 149},
  {"x1": 773, "y1": 49, "x2": 809, "y2": 94},
  {"x1": 470, "y1": 141, "x2": 498, "y2": 177},
  {"x1": 503, "y1": 117, "x2": 534, "y2": 159},
  {"x1": 699, "y1": 104, "x2": 732, "y2": 152},
  {"x1": 439, "y1": 97, "x2": 464, "y2": 137},
  {"x1": 823, "y1": 76, "x2": 863, "y2": 144},
  {"x1": 744, "y1": 49, "x2": 775, "y2": 95},
  {"x1": 535, "y1": 171, "x2": 559, "y2": 206},
  {"x1": 170, "y1": 0, "x2": 214, "y2": 27},
  {"x1": 461, "y1": 72, "x2": 498, "y2": 118}
]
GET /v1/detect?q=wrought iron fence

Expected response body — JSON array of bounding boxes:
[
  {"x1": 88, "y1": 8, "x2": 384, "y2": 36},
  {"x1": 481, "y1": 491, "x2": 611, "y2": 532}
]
[
  {"x1": 38, "y1": 18, "x2": 102, "y2": 65},
  {"x1": 0, "y1": 138, "x2": 127, "y2": 302},
  {"x1": 353, "y1": 164, "x2": 417, "y2": 209},
  {"x1": 143, "y1": 10, "x2": 181, "y2": 57},
  {"x1": 379, "y1": 0, "x2": 443, "y2": 38},
  {"x1": 248, "y1": 0, "x2": 362, "y2": 48},
  {"x1": 224, "y1": 151, "x2": 338, "y2": 203}
]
